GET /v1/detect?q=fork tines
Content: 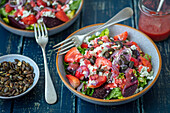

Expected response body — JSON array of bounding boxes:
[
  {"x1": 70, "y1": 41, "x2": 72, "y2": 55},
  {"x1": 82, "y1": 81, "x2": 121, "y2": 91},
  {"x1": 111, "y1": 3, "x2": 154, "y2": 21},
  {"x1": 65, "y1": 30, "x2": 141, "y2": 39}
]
[
  {"x1": 53, "y1": 36, "x2": 75, "y2": 55},
  {"x1": 34, "y1": 23, "x2": 48, "y2": 39}
]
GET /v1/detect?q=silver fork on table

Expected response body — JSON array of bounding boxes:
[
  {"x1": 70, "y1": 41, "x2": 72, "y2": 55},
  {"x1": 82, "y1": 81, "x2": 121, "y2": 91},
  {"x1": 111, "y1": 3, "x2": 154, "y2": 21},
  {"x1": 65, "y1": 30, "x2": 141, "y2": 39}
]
[
  {"x1": 53, "y1": 7, "x2": 133, "y2": 55},
  {"x1": 34, "y1": 23, "x2": 57, "y2": 104}
]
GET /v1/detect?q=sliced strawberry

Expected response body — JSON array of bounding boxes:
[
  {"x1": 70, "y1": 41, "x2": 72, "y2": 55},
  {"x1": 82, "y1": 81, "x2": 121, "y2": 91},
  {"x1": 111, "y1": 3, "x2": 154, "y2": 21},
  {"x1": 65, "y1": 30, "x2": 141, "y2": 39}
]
[
  {"x1": 81, "y1": 43, "x2": 88, "y2": 49},
  {"x1": 5, "y1": 4, "x2": 14, "y2": 13},
  {"x1": 99, "y1": 36, "x2": 109, "y2": 42},
  {"x1": 130, "y1": 57, "x2": 139, "y2": 67},
  {"x1": 64, "y1": 47, "x2": 84, "y2": 63},
  {"x1": 114, "y1": 31, "x2": 128, "y2": 41},
  {"x1": 75, "y1": 66, "x2": 89, "y2": 80},
  {"x1": 95, "y1": 57, "x2": 112, "y2": 68},
  {"x1": 30, "y1": 0, "x2": 36, "y2": 7},
  {"x1": 37, "y1": 0, "x2": 47, "y2": 7},
  {"x1": 40, "y1": 8, "x2": 51, "y2": 16},
  {"x1": 66, "y1": 75, "x2": 80, "y2": 88},
  {"x1": 139, "y1": 56, "x2": 152, "y2": 72},
  {"x1": 84, "y1": 59, "x2": 91, "y2": 66},
  {"x1": 131, "y1": 41, "x2": 141, "y2": 53},
  {"x1": 105, "y1": 83, "x2": 117, "y2": 89},
  {"x1": 87, "y1": 75, "x2": 107, "y2": 88},
  {"x1": 55, "y1": 10, "x2": 69, "y2": 22},
  {"x1": 21, "y1": 14, "x2": 37, "y2": 25}
]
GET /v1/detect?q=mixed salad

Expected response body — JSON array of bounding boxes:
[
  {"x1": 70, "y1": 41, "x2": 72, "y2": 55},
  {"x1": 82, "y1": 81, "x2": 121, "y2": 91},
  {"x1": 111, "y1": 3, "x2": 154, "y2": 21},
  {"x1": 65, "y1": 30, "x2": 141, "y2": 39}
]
[
  {"x1": 0, "y1": 0, "x2": 81, "y2": 30},
  {"x1": 64, "y1": 28, "x2": 154, "y2": 100}
]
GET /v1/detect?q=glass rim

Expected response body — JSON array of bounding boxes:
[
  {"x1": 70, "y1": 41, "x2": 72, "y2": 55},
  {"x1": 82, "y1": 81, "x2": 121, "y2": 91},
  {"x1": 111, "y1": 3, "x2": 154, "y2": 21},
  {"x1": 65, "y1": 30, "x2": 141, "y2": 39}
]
[{"x1": 138, "y1": 0, "x2": 170, "y2": 17}]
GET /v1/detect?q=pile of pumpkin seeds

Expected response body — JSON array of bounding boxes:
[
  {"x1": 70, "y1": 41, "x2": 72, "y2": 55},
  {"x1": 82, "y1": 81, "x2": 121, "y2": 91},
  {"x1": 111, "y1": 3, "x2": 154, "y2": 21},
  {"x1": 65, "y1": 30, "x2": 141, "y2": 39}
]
[{"x1": 0, "y1": 59, "x2": 35, "y2": 97}]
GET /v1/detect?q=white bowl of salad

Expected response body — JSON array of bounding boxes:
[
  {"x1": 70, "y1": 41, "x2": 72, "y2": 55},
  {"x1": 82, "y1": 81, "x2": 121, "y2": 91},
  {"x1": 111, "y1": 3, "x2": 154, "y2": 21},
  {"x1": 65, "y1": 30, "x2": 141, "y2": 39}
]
[
  {"x1": 56, "y1": 23, "x2": 162, "y2": 105},
  {"x1": 0, "y1": 0, "x2": 83, "y2": 37}
]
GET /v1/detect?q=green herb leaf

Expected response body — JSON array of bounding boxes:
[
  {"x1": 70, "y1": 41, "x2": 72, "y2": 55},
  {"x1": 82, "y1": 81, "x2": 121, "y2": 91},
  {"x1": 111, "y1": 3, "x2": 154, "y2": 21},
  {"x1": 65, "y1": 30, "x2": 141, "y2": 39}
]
[
  {"x1": 70, "y1": 0, "x2": 81, "y2": 10},
  {"x1": 77, "y1": 46, "x2": 86, "y2": 55},
  {"x1": 99, "y1": 28, "x2": 109, "y2": 37},
  {"x1": 63, "y1": 61, "x2": 69, "y2": 70},
  {"x1": 105, "y1": 87, "x2": 123, "y2": 100},
  {"x1": 118, "y1": 73, "x2": 124, "y2": 79},
  {"x1": 0, "y1": 0, "x2": 6, "y2": 7},
  {"x1": 138, "y1": 76, "x2": 147, "y2": 87}
]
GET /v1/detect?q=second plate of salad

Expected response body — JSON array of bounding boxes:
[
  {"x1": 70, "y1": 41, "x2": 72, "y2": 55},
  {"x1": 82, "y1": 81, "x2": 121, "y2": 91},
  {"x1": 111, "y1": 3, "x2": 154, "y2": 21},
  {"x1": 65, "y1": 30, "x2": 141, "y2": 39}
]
[{"x1": 0, "y1": 0, "x2": 83, "y2": 37}]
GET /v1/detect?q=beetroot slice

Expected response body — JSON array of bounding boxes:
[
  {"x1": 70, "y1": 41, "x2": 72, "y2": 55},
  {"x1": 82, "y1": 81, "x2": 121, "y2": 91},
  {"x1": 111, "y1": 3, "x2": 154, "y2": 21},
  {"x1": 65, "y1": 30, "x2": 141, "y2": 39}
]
[
  {"x1": 122, "y1": 83, "x2": 138, "y2": 97},
  {"x1": 122, "y1": 69, "x2": 138, "y2": 97},
  {"x1": 8, "y1": 16, "x2": 26, "y2": 29},
  {"x1": 43, "y1": 17, "x2": 64, "y2": 28}
]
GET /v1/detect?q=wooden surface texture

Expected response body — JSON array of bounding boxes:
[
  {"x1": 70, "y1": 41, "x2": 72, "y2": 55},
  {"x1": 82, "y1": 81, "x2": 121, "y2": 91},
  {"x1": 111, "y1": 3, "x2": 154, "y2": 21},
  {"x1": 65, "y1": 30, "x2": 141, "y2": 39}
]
[{"x1": 0, "y1": 0, "x2": 169, "y2": 113}]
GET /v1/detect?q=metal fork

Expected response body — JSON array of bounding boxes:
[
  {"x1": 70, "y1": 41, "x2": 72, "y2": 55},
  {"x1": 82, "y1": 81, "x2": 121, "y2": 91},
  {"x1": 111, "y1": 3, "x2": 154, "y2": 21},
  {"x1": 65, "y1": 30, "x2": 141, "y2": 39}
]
[
  {"x1": 53, "y1": 7, "x2": 133, "y2": 55},
  {"x1": 34, "y1": 23, "x2": 57, "y2": 104}
]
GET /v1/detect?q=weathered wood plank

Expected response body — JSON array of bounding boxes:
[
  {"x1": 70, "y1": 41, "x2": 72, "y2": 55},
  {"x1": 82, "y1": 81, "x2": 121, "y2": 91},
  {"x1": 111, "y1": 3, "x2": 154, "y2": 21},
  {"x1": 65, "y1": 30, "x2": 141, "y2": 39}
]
[
  {"x1": 12, "y1": 18, "x2": 81, "y2": 113},
  {"x1": 0, "y1": 26, "x2": 23, "y2": 113},
  {"x1": 77, "y1": 0, "x2": 139, "y2": 113},
  {"x1": 133, "y1": 0, "x2": 170, "y2": 113}
]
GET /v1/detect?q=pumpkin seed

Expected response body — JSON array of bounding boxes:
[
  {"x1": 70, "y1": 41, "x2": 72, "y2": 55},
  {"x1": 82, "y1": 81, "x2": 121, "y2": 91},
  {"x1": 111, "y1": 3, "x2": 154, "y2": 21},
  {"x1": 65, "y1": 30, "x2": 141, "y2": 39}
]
[{"x1": 0, "y1": 59, "x2": 35, "y2": 97}]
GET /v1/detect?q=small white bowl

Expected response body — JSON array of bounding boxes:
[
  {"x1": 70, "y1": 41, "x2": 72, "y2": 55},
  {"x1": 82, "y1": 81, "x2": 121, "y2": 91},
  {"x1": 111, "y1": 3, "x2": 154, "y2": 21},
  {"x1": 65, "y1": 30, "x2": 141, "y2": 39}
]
[
  {"x1": 0, "y1": 54, "x2": 40, "y2": 99},
  {"x1": 56, "y1": 23, "x2": 162, "y2": 105}
]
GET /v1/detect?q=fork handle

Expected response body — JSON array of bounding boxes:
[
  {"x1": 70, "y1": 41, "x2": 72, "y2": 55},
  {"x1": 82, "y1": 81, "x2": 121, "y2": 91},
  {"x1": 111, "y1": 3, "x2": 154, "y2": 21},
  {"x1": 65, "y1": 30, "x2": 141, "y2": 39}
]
[
  {"x1": 42, "y1": 48, "x2": 57, "y2": 104},
  {"x1": 85, "y1": 7, "x2": 133, "y2": 37}
]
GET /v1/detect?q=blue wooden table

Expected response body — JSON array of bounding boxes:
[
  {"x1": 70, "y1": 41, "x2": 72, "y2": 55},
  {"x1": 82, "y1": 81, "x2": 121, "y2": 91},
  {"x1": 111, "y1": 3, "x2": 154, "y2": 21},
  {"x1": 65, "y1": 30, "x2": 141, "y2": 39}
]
[{"x1": 0, "y1": 0, "x2": 169, "y2": 113}]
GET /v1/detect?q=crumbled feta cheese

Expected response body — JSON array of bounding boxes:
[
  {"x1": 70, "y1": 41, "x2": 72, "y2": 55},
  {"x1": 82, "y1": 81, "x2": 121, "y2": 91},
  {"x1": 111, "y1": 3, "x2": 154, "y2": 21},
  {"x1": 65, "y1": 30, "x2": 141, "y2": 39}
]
[
  {"x1": 99, "y1": 72, "x2": 103, "y2": 76},
  {"x1": 139, "y1": 65, "x2": 150, "y2": 77},
  {"x1": 52, "y1": 1, "x2": 58, "y2": 6},
  {"x1": 62, "y1": 4, "x2": 70, "y2": 12},
  {"x1": 131, "y1": 77, "x2": 134, "y2": 79},
  {"x1": 39, "y1": 5, "x2": 44, "y2": 9},
  {"x1": 135, "y1": 87, "x2": 143, "y2": 93},
  {"x1": 88, "y1": 80, "x2": 96, "y2": 86},
  {"x1": 79, "y1": 58, "x2": 85, "y2": 66},
  {"x1": 27, "y1": 0, "x2": 31, "y2": 3},
  {"x1": 41, "y1": 11, "x2": 55, "y2": 18},
  {"x1": 95, "y1": 32, "x2": 100, "y2": 36},
  {"x1": 88, "y1": 65, "x2": 97, "y2": 75},
  {"x1": 69, "y1": 0, "x2": 73, "y2": 4},
  {"x1": 37, "y1": 18, "x2": 43, "y2": 23},
  {"x1": 131, "y1": 45, "x2": 137, "y2": 50},
  {"x1": 18, "y1": 5, "x2": 22, "y2": 9},
  {"x1": 82, "y1": 71, "x2": 87, "y2": 75},
  {"x1": 22, "y1": 10, "x2": 31, "y2": 18},
  {"x1": 84, "y1": 36, "x2": 91, "y2": 43}
]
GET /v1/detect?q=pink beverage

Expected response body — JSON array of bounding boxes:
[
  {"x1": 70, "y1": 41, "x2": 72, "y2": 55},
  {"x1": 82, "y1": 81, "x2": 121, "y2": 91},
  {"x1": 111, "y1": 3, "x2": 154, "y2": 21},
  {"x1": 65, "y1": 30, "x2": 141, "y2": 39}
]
[{"x1": 138, "y1": 0, "x2": 170, "y2": 41}]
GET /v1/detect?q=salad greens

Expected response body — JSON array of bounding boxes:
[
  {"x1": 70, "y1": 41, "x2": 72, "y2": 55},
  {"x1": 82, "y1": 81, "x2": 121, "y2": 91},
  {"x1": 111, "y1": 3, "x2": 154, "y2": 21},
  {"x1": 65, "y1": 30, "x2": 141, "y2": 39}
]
[
  {"x1": 70, "y1": 0, "x2": 82, "y2": 10},
  {"x1": 88, "y1": 28, "x2": 110, "y2": 42},
  {"x1": 77, "y1": 46, "x2": 86, "y2": 55},
  {"x1": 105, "y1": 87, "x2": 123, "y2": 100}
]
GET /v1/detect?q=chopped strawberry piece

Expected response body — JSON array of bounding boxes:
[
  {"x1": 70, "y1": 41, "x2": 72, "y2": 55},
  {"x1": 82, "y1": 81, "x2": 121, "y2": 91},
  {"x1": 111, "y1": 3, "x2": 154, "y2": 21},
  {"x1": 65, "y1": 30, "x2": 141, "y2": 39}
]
[
  {"x1": 114, "y1": 31, "x2": 128, "y2": 41},
  {"x1": 87, "y1": 75, "x2": 107, "y2": 88},
  {"x1": 37, "y1": 0, "x2": 47, "y2": 7},
  {"x1": 66, "y1": 75, "x2": 80, "y2": 88},
  {"x1": 95, "y1": 57, "x2": 112, "y2": 69},
  {"x1": 81, "y1": 43, "x2": 88, "y2": 48},
  {"x1": 130, "y1": 57, "x2": 139, "y2": 67},
  {"x1": 21, "y1": 14, "x2": 37, "y2": 25},
  {"x1": 75, "y1": 66, "x2": 89, "y2": 80},
  {"x1": 55, "y1": 10, "x2": 69, "y2": 22},
  {"x1": 5, "y1": 4, "x2": 14, "y2": 13},
  {"x1": 64, "y1": 47, "x2": 84, "y2": 63},
  {"x1": 139, "y1": 56, "x2": 152, "y2": 72}
]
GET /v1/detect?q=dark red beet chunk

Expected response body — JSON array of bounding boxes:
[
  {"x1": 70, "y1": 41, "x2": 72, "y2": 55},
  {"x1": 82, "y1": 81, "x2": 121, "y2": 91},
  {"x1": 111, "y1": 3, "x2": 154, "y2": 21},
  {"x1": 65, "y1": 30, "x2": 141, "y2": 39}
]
[
  {"x1": 122, "y1": 83, "x2": 138, "y2": 97},
  {"x1": 8, "y1": 16, "x2": 26, "y2": 29},
  {"x1": 43, "y1": 17, "x2": 64, "y2": 28},
  {"x1": 92, "y1": 85, "x2": 109, "y2": 99},
  {"x1": 122, "y1": 69, "x2": 138, "y2": 97}
]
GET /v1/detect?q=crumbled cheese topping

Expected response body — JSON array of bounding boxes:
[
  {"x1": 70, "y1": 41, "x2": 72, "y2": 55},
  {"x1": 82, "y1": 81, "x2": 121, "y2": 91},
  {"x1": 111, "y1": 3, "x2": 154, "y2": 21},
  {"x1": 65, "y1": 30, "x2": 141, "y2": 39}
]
[
  {"x1": 131, "y1": 45, "x2": 137, "y2": 50},
  {"x1": 79, "y1": 58, "x2": 85, "y2": 66},
  {"x1": 62, "y1": 4, "x2": 70, "y2": 12},
  {"x1": 41, "y1": 11, "x2": 55, "y2": 18},
  {"x1": 139, "y1": 65, "x2": 153, "y2": 80},
  {"x1": 22, "y1": 10, "x2": 31, "y2": 18},
  {"x1": 95, "y1": 32, "x2": 100, "y2": 36},
  {"x1": 37, "y1": 18, "x2": 43, "y2": 23}
]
